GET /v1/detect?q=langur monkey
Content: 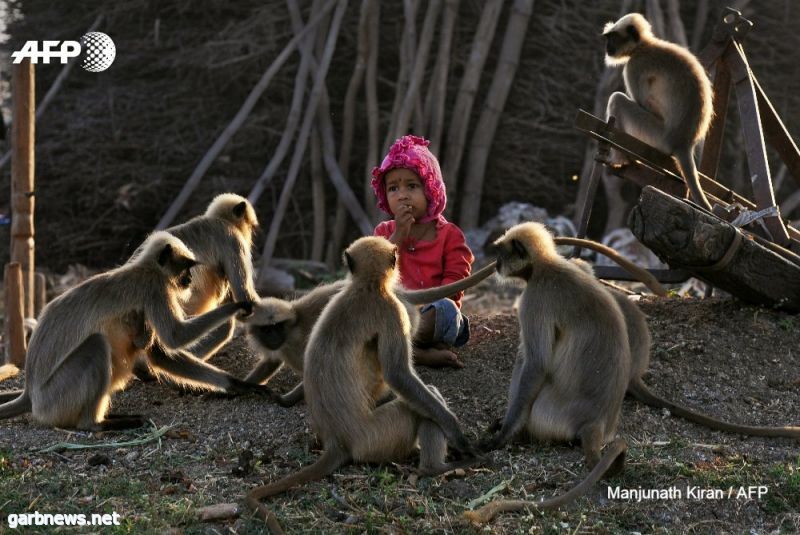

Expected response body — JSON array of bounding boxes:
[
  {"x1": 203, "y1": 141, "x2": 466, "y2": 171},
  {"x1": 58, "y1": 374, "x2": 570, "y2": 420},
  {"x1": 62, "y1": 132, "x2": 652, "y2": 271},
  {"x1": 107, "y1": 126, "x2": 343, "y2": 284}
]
[
  {"x1": 603, "y1": 13, "x2": 714, "y2": 212},
  {"x1": 466, "y1": 223, "x2": 630, "y2": 523},
  {"x1": 0, "y1": 232, "x2": 256, "y2": 431},
  {"x1": 134, "y1": 193, "x2": 260, "y2": 366},
  {"x1": 246, "y1": 237, "x2": 478, "y2": 532},
  {"x1": 246, "y1": 262, "x2": 497, "y2": 406},
  {"x1": 573, "y1": 259, "x2": 800, "y2": 439}
]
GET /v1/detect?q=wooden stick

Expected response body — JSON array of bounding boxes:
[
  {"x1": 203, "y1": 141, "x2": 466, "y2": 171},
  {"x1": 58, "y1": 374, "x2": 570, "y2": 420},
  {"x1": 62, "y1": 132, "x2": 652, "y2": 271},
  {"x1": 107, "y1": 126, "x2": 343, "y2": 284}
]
[
  {"x1": 247, "y1": 0, "x2": 323, "y2": 205},
  {"x1": 382, "y1": 0, "x2": 419, "y2": 156},
  {"x1": 459, "y1": 0, "x2": 534, "y2": 229},
  {"x1": 441, "y1": 0, "x2": 503, "y2": 216},
  {"x1": 259, "y1": 0, "x2": 349, "y2": 265},
  {"x1": 11, "y1": 60, "x2": 35, "y2": 319},
  {"x1": 34, "y1": 270, "x2": 46, "y2": 317},
  {"x1": 424, "y1": 0, "x2": 459, "y2": 155},
  {"x1": 4, "y1": 263, "x2": 26, "y2": 366},
  {"x1": 156, "y1": 0, "x2": 338, "y2": 230}
]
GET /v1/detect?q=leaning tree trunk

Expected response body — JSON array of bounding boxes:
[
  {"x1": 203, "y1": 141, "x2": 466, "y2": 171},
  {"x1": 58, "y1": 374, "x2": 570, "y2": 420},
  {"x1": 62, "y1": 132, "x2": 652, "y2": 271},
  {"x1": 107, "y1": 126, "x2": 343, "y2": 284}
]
[
  {"x1": 326, "y1": 0, "x2": 375, "y2": 267},
  {"x1": 156, "y1": 0, "x2": 338, "y2": 230},
  {"x1": 382, "y1": 0, "x2": 418, "y2": 155},
  {"x1": 248, "y1": 0, "x2": 323, "y2": 204},
  {"x1": 259, "y1": 0, "x2": 348, "y2": 268},
  {"x1": 424, "y1": 0, "x2": 459, "y2": 156},
  {"x1": 389, "y1": 0, "x2": 442, "y2": 142},
  {"x1": 441, "y1": 0, "x2": 503, "y2": 218},
  {"x1": 458, "y1": 0, "x2": 534, "y2": 230}
]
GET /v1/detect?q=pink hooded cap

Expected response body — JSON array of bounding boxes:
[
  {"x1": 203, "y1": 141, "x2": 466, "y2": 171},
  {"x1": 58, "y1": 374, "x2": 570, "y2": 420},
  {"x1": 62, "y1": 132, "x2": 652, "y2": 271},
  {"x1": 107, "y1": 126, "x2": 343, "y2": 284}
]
[{"x1": 371, "y1": 135, "x2": 446, "y2": 224}]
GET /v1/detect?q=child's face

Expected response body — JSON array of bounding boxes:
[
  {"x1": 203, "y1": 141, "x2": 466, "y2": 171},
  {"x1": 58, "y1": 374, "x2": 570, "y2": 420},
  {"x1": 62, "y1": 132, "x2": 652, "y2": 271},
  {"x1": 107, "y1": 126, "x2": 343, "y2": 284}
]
[{"x1": 385, "y1": 168, "x2": 428, "y2": 220}]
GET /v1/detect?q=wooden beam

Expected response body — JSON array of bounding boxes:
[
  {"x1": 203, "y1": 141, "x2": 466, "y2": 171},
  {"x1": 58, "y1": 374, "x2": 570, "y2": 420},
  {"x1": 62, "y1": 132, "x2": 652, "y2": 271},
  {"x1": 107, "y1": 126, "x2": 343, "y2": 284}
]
[
  {"x1": 4, "y1": 263, "x2": 26, "y2": 366},
  {"x1": 11, "y1": 60, "x2": 35, "y2": 319},
  {"x1": 630, "y1": 187, "x2": 800, "y2": 311}
]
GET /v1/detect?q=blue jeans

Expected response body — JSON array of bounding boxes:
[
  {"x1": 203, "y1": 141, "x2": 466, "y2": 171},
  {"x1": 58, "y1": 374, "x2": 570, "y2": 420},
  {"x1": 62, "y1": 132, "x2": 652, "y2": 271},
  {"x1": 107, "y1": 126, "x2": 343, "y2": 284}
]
[{"x1": 420, "y1": 298, "x2": 470, "y2": 348}]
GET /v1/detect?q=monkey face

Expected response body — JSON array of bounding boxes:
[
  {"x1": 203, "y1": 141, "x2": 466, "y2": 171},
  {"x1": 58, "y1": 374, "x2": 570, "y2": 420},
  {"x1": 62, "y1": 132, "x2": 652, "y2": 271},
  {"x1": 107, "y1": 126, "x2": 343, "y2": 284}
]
[
  {"x1": 178, "y1": 268, "x2": 193, "y2": 289},
  {"x1": 494, "y1": 238, "x2": 531, "y2": 280},
  {"x1": 249, "y1": 322, "x2": 287, "y2": 351},
  {"x1": 603, "y1": 14, "x2": 644, "y2": 61}
]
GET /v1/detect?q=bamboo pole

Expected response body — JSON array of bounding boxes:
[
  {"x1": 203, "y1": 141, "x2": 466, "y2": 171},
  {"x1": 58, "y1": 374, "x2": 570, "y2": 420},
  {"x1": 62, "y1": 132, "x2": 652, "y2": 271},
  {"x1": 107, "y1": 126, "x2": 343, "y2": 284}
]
[
  {"x1": 441, "y1": 0, "x2": 504, "y2": 216},
  {"x1": 4, "y1": 263, "x2": 26, "y2": 366},
  {"x1": 247, "y1": 0, "x2": 324, "y2": 204},
  {"x1": 259, "y1": 0, "x2": 349, "y2": 266},
  {"x1": 11, "y1": 59, "x2": 35, "y2": 319},
  {"x1": 34, "y1": 271, "x2": 46, "y2": 317},
  {"x1": 389, "y1": 0, "x2": 442, "y2": 142},
  {"x1": 424, "y1": 0, "x2": 459, "y2": 155},
  {"x1": 458, "y1": 0, "x2": 534, "y2": 229},
  {"x1": 326, "y1": 0, "x2": 375, "y2": 267},
  {"x1": 156, "y1": 0, "x2": 338, "y2": 229}
]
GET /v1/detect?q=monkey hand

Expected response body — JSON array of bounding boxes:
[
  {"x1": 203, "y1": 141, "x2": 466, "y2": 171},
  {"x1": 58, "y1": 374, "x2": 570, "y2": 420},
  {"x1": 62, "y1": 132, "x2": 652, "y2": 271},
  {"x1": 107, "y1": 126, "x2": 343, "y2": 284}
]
[
  {"x1": 226, "y1": 377, "x2": 280, "y2": 401},
  {"x1": 477, "y1": 433, "x2": 505, "y2": 454},
  {"x1": 235, "y1": 300, "x2": 255, "y2": 319},
  {"x1": 447, "y1": 430, "x2": 478, "y2": 458}
]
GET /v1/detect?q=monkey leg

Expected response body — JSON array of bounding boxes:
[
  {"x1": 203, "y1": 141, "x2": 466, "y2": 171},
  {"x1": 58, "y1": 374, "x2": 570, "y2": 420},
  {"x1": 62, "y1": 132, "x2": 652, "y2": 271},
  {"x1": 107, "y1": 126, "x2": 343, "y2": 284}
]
[
  {"x1": 606, "y1": 92, "x2": 670, "y2": 154},
  {"x1": 184, "y1": 319, "x2": 236, "y2": 361},
  {"x1": 36, "y1": 334, "x2": 145, "y2": 431},
  {"x1": 577, "y1": 423, "x2": 605, "y2": 469}
]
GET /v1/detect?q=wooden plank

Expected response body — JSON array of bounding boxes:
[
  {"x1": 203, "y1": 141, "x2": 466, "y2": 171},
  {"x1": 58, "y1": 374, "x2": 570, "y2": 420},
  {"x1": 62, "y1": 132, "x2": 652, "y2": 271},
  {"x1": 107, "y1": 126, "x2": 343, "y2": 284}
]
[
  {"x1": 698, "y1": 59, "x2": 730, "y2": 181},
  {"x1": 753, "y1": 76, "x2": 800, "y2": 189},
  {"x1": 575, "y1": 110, "x2": 800, "y2": 245},
  {"x1": 10, "y1": 60, "x2": 35, "y2": 318},
  {"x1": 630, "y1": 187, "x2": 800, "y2": 311},
  {"x1": 726, "y1": 41, "x2": 790, "y2": 245},
  {"x1": 4, "y1": 263, "x2": 26, "y2": 366}
]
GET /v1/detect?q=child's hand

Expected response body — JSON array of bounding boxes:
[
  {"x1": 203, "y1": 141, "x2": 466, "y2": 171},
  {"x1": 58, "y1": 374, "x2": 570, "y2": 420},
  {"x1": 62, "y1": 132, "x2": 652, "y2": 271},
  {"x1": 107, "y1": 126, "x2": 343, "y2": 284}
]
[{"x1": 391, "y1": 204, "x2": 415, "y2": 244}]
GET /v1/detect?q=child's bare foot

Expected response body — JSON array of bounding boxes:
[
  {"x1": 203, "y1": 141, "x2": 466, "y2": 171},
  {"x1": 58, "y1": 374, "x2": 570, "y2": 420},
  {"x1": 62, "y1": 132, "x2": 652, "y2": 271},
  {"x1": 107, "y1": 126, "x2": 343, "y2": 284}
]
[{"x1": 413, "y1": 347, "x2": 464, "y2": 368}]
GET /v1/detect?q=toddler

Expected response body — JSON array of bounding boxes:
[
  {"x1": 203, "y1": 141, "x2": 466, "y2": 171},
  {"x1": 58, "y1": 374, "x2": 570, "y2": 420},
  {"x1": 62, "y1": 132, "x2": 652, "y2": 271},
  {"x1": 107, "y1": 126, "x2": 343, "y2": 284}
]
[{"x1": 371, "y1": 135, "x2": 474, "y2": 368}]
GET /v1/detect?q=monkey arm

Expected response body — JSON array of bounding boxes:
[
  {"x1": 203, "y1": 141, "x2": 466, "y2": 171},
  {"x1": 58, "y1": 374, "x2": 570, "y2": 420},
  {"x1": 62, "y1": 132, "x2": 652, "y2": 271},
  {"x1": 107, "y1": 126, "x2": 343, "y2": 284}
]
[
  {"x1": 278, "y1": 382, "x2": 305, "y2": 407},
  {"x1": 147, "y1": 343, "x2": 238, "y2": 391},
  {"x1": 184, "y1": 320, "x2": 236, "y2": 360},
  {"x1": 146, "y1": 293, "x2": 245, "y2": 350},
  {"x1": 223, "y1": 243, "x2": 259, "y2": 303},
  {"x1": 243, "y1": 357, "x2": 283, "y2": 384},
  {"x1": 379, "y1": 331, "x2": 472, "y2": 453},
  {"x1": 487, "y1": 355, "x2": 546, "y2": 449}
]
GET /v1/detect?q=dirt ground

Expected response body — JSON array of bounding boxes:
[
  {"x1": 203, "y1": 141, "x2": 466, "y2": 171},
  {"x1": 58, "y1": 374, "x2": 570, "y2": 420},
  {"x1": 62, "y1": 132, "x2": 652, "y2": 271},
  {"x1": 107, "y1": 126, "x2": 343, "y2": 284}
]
[{"x1": 0, "y1": 289, "x2": 798, "y2": 533}]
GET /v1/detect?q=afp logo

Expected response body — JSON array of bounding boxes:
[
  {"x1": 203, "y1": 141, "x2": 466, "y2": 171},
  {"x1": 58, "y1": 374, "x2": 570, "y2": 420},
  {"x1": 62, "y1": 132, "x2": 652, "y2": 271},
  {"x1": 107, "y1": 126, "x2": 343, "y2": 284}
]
[{"x1": 12, "y1": 32, "x2": 116, "y2": 72}]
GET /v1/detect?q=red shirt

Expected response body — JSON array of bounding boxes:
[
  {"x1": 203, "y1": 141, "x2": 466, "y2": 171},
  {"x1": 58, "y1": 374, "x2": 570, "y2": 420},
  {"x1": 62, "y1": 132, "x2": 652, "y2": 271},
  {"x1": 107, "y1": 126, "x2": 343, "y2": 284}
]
[{"x1": 374, "y1": 219, "x2": 474, "y2": 308}]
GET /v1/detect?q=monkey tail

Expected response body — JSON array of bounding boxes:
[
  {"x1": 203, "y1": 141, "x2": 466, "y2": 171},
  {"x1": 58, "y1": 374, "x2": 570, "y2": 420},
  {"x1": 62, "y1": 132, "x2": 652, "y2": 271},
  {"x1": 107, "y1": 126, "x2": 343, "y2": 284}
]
[
  {"x1": 675, "y1": 149, "x2": 713, "y2": 212},
  {"x1": 553, "y1": 237, "x2": 668, "y2": 296},
  {"x1": 628, "y1": 379, "x2": 800, "y2": 438},
  {"x1": 0, "y1": 390, "x2": 31, "y2": 419},
  {"x1": 244, "y1": 445, "x2": 349, "y2": 534},
  {"x1": 401, "y1": 261, "x2": 498, "y2": 305},
  {"x1": 463, "y1": 438, "x2": 627, "y2": 524}
]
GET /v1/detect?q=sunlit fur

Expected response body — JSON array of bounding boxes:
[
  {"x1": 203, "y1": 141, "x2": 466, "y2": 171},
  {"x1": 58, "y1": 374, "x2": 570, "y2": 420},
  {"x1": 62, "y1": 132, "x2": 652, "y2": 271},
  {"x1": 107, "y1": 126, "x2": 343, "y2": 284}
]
[
  {"x1": 602, "y1": 12, "x2": 714, "y2": 210},
  {"x1": 244, "y1": 237, "x2": 475, "y2": 527},
  {"x1": 0, "y1": 232, "x2": 243, "y2": 430},
  {"x1": 244, "y1": 262, "x2": 498, "y2": 404},
  {"x1": 491, "y1": 222, "x2": 630, "y2": 464},
  {"x1": 130, "y1": 193, "x2": 260, "y2": 365}
]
